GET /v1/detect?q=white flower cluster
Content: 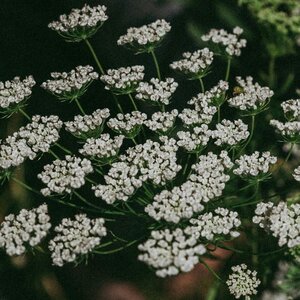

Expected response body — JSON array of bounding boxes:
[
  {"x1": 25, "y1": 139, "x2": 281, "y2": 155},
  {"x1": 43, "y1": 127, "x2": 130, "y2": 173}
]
[
  {"x1": 253, "y1": 201, "x2": 300, "y2": 248},
  {"x1": 226, "y1": 264, "x2": 260, "y2": 299},
  {"x1": 187, "y1": 208, "x2": 241, "y2": 240},
  {"x1": 0, "y1": 76, "x2": 36, "y2": 109},
  {"x1": 212, "y1": 119, "x2": 249, "y2": 146},
  {"x1": 145, "y1": 181, "x2": 206, "y2": 223},
  {"x1": 100, "y1": 66, "x2": 145, "y2": 94},
  {"x1": 281, "y1": 98, "x2": 300, "y2": 120},
  {"x1": 177, "y1": 125, "x2": 211, "y2": 152},
  {"x1": 117, "y1": 19, "x2": 171, "y2": 50},
  {"x1": 135, "y1": 78, "x2": 178, "y2": 105},
  {"x1": 41, "y1": 65, "x2": 98, "y2": 99},
  {"x1": 93, "y1": 137, "x2": 181, "y2": 203},
  {"x1": 145, "y1": 110, "x2": 178, "y2": 133},
  {"x1": 0, "y1": 204, "x2": 51, "y2": 256},
  {"x1": 293, "y1": 165, "x2": 300, "y2": 181},
  {"x1": 48, "y1": 4, "x2": 108, "y2": 34},
  {"x1": 201, "y1": 27, "x2": 247, "y2": 56},
  {"x1": 233, "y1": 151, "x2": 277, "y2": 177},
  {"x1": 38, "y1": 155, "x2": 93, "y2": 196},
  {"x1": 107, "y1": 111, "x2": 147, "y2": 136},
  {"x1": 65, "y1": 108, "x2": 110, "y2": 138},
  {"x1": 138, "y1": 228, "x2": 206, "y2": 277},
  {"x1": 0, "y1": 115, "x2": 62, "y2": 170},
  {"x1": 170, "y1": 48, "x2": 214, "y2": 78},
  {"x1": 270, "y1": 120, "x2": 300, "y2": 138},
  {"x1": 189, "y1": 151, "x2": 233, "y2": 199},
  {"x1": 79, "y1": 134, "x2": 124, "y2": 161},
  {"x1": 228, "y1": 76, "x2": 274, "y2": 112},
  {"x1": 49, "y1": 214, "x2": 107, "y2": 266}
]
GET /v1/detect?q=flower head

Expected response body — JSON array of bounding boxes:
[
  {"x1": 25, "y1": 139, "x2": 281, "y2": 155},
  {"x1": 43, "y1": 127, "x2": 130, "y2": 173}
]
[
  {"x1": 145, "y1": 110, "x2": 178, "y2": 134},
  {"x1": 281, "y1": 98, "x2": 300, "y2": 120}
]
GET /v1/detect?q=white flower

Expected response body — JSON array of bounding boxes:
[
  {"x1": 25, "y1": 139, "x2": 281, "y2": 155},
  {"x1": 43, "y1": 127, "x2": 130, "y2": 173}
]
[
  {"x1": 38, "y1": 155, "x2": 93, "y2": 196},
  {"x1": 170, "y1": 48, "x2": 214, "y2": 78},
  {"x1": 65, "y1": 108, "x2": 110, "y2": 138},
  {"x1": 233, "y1": 151, "x2": 277, "y2": 177},
  {"x1": 177, "y1": 125, "x2": 211, "y2": 152},
  {"x1": 138, "y1": 228, "x2": 206, "y2": 277},
  {"x1": 201, "y1": 27, "x2": 247, "y2": 56},
  {"x1": 117, "y1": 19, "x2": 171, "y2": 52},
  {"x1": 270, "y1": 120, "x2": 300, "y2": 138},
  {"x1": 41, "y1": 65, "x2": 98, "y2": 100},
  {"x1": 49, "y1": 214, "x2": 106, "y2": 266},
  {"x1": 228, "y1": 76, "x2": 274, "y2": 112},
  {"x1": 281, "y1": 98, "x2": 300, "y2": 120},
  {"x1": 212, "y1": 119, "x2": 249, "y2": 146},
  {"x1": 253, "y1": 201, "x2": 300, "y2": 248},
  {"x1": 0, "y1": 204, "x2": 51, "y2": 256},
  {"x1": 145, "y1": 110, "x2": 178, "y2": 133},
  {"x1": 187, "y1": 208, "x2": 241, "y2": 240},
  {"x1": 100, "y1": 66, "x2": 145, "y2": 94},
  {"x1": 226, "y1": 264, "x2": 260, "y2": 299},
  {"x1": 135, "y1": 78, "x2": 178, "y2": 105},
  {"x1": 0, "y1": 76, "x2": 36, "y2": 109},
  {"x1": 48, "y1": 4, "x2": 108, "y2": 41},
  {"x1": 293, "y1": 165, "x2": 300, "y2": 181}
]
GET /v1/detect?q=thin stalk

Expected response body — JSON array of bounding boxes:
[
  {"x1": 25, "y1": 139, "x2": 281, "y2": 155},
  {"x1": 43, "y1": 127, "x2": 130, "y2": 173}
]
[
  {"x1": 73, "y1": 191, "x2": 100, "y2": 210},
  {"x1": 84, "y1": 39, "x2": 105, "y2": 75},
  {"x1": 128, "y1": 93, "x2": 138, "y2": 111},
  {"x1": 237, "y1": 115, "x2": 255, "y2": 155},
  {"x1": 273, "y1": 143, "x2": 294, "y2": 173},
  {"x1": 268, "y1": 55, "x2": 276, "y2": 88},
  {"x1": 225, "y1": 57, "x2": 232, "y2": 81},
  {"x1": 131, "y1": 137, "x2": 138, "y2": 145},
  {"x1": 150, "y1": 50, "x2": 161, "y2": 80},
  {"x1": 54, "y1": 143, "x2": 72, "y2": 155},
  {"x1": 199, "y1": 258, "x2": 224, "y2": 283},
  {"x1": 49, "y1": 149, "x2": 60, "y2": 160},
  {"x1": 199, "y1": 78, "x2": 205, "y2": 93},
  {"x1": 19, "y1": 108, "x2": 31, "y2": 120},
  {"x1": 217, "y1": 106, "x2": 221, "y2": 123},
  {"x1": 93, "y1": 239, "x2": 139, "y2": 255},
  {"x1": 11, "y1": 177, "x2": 39, "y2": 195},
  {"x1": 74, "y1": 98, "x2": 85, "y2": 115}
]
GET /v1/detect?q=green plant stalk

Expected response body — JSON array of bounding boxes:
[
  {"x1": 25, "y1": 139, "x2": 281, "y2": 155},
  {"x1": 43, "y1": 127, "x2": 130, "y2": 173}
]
[
  {"x1": 128, "y1": 93, "x2": 138, "y2": 111},
  {"x1": 238, "y1": 115, "x2": 255, "y2": 155},
  {"x1": 150, "y1": 50, "x2": 161, "y2": 80},
  {"x1": 225, "y1": 57, "x2": 232, "y2": 81},
  {"x1": 199, "y1": 77, "x2": 205, "y2": 93},
  {"x1": 19, "y1": 108, "x2": 31, "y2": 120},
  {"x1": 74, "y1": 97, "x2": 86, "y2": 114}
]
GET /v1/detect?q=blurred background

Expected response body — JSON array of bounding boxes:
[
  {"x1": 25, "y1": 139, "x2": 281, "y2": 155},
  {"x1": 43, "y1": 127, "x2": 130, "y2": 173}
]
[{"x1": 0, "y1": 0, "x2": 299, "y2": 299}]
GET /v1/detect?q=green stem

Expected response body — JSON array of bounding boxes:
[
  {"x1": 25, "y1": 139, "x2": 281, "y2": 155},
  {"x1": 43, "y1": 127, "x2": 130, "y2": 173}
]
[
  {"x1": 238, "y1": 115, "x2": 255, "y2": 155},
  {"x1": 199, "y1": 78, "x2": 205, "y2": 93},
  {"x1": 11, "y1": 177, "x2": 39, "y2": 194},
  {"x1": 268, "y1": 55, "x2": 276, "y2": 88},
  {"x1": 49, "y1": 149, "x2": 60, "y2": 160},
  {"x1": 225, "y1": 57, "x2": 232, "y2": 81},
  {"x1": 19, "y1": 108, "x2": 31, "y2": 121},
  {"x1": 84, "y1": 39, "x2": 105, "y2": 75},
  {"x1": 199, "y1": 259, "x2": 224, "y2": 283},
  {"x1": 93, "y1": 239, "x2": 139, "y2": 255},
  {"x1": 150, "y1": 50, "x2": 161, "y2": 80},
  {"x1": 128, "y1": 93, "x2": 138, "y2": 111},
  {"x1": 55, "y1": 143, "x2": 72, "y2": 155},
  {"x1": 74, "y1": 98, "x2": 85, "y2": 115},
  {"x1": 73, "y1": 190, "x2": 100, "y2": 210},
  {"x1": 217, "y1": 106, "x2": 221, "y2": 123},
  {"x1": 274, "y1": 143, "x2": 294, "y2": 173}
]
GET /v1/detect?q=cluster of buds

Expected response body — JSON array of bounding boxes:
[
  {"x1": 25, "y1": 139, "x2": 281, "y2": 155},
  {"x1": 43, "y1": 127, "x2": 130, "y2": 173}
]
[{"x1": 145, "y1": 110, "x2": 178, "y2": 134}]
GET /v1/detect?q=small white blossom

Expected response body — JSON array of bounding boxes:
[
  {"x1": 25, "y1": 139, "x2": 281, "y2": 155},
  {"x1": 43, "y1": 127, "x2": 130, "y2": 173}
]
[
  {"x1": 48, "y1": 4, "x2": 108, "y2": 41},
  {"x1": 170, "y1": 48, "x2": 214, "y2": 78},
  {"x1": 233, "y1": 151, "x2": 277, "y2": 178},
  {"x1": 107, "y1": 111, "x2": 147, "y2": 137},
  {"x1": 49, "y1": 214, "x2": 107, "y2": 266},
  {"x1": 270, "y1": 120, "x2": 300, "y2": 139},
  {"x1": 201, "y1": 27, "x2": 247, "y2": 56},
  {"x1": 293, "y1": 165, "x2": 300, "y2": 181},
  {"x1": 135, "y1": 78, "x2": 178, "y2": 105},
  {"x1": 281, "y1": 99, "x2": 300, "y2": 120},
  {"x1": 138, "y1": 228, "x2": 206, "y2": 277},
  {"x1": 0, "y1": 76, "x2": 36, "y2": 109},
  {"x1": 100, "y1": 66, "x2": 145, "y2": 94},
  {"x1": 65, "y1": 108, "x2": 110, "y2": 138},
  {"x1": 145, "y1": 110, "x2": 178, "y2": 133},
  {"x1": 177, "y1": 125, "x2": 211, "y2": 152},
  {"x1": 117, "y1": 19, "x2": 171, "y2": 52},
  {"x1": 228, "y1": 76, "x2": 274, "y2": 112},
  {"x1": 212, "y1": 119, "x2": 249, "y2": 146},
  {"x1": 0, "y1": 204, "x2": 51, "y2": 256},
  {"x1": 253, "y1": 201, "x2": 300, "y2": 248},
  {"x1": 226, "y1": 264, "x2": 260, "y2": 299},
  {"x1": 41, "y1": 65, "x2": 98, "y2": 100},
  {"x1": 38, "y1": 155, "x2": 93, "y2": 196}
]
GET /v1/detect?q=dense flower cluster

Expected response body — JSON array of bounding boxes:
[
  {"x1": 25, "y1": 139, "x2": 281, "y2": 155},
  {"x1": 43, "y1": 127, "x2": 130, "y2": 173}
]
[
  {"x1": 145, "y1": 110, "x2": 178, "y2": 133},
  {"x1": 226, "y1": 264, "x2": 260, "y2": 299},
  {"x1": 187, "y1": 208, "x2": 241, "y2": 240},
  {"x1": 135, "y1": 78, "x2": 178, "y2": 105},
  {"x1": 100, "y1": 66, "x2": 145, "y2": 94},
  {"x1": 228, "y1": 76, "x2": 274, "y2": 112},
  {"x1": 212, "y1": 119, "x2": 249, "y2": 146},
  {"x1": 48, "y1": 4, "x2": 108, "y2": 41},
  {"x1": 65, "y1": 108, "x2": 110, "y2": 138},
  {"x1": 177, "y1": 125, "x2": 211, "y2": 152},
  {"x1": 233, "y1": 151, "x2": 277, "y2": 178},
  {"x1": 38, "y1": 155, "x2": 93, "y2": 196},
  {"x1": 49, "y1": 214, "x2": 107, "y2": 266},
  {"x1": 138, "y1": 228, "x2": 206, "y2": 277},
  {"x1": 107, "y1": 111, "x2": 147, "y2": 137},
  {"x1": 41, "y1": 66, "x2": 99, "y2": 101},
  {"x1": 117, "y1": 19, "x2": 171, "y2": 52},
  {"x1": 270, "y1": 120, "x2": 300, "y2": 139},
  {"x1": 281, "y1": 99, "x2": 300, "y2": 120},
  {"x1": 79, "y1": 134, "x2": 124, "y2": 165},
  {"x1": 201, "y1": 27, "x2": 247, "y2": 56},
  {"x1": 0, "y1": 115, "x2": 62, "y2": 171},
  {"x1": 0, "y1": 204, "x2": 51, "y2": 256},
  {"x1": 170, "y1": 48, "x2": 214, "y2": 78},
  {"x1": 0, "y1": 76, "x2": 36, "y2": 109},
  {"x1": 93, "y1": 137, "x2": 181, "y2": 203},
  {"x1": 253, "y1": 201, "x2": 300, "y2": 248}
]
